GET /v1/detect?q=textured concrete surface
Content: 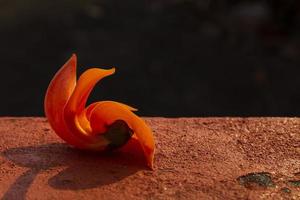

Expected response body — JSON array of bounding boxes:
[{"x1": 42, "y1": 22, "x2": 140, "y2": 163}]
[{"x1": 0, "y1": 117, "x2": 300, "y2": 199}]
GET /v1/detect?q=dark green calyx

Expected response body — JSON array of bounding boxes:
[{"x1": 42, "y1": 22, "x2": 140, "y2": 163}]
[{"x1": 104, "y1": 120, "x2": 133, "y2": 150}]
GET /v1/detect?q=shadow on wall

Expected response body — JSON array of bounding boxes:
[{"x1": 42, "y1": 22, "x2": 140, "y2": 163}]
[{"x1": 1, "y1": 143, "x2": 145, "y2": 199}]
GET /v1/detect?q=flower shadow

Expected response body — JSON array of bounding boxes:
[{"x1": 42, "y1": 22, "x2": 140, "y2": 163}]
[{"x1": 1, "y1": 143, "x2": 145, "y2": 199}]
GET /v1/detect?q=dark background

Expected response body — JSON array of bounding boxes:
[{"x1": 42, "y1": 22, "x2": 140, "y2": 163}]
[{"x1": 0, "y1": 0, "x2": 300, "y2": 117}]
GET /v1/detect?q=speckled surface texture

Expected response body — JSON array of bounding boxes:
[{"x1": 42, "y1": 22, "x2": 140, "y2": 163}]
[{"x1": 0, "y1": 117, "x2": 300, "y2": 199}]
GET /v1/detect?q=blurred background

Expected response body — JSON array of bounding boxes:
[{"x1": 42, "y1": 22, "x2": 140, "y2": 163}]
[{"x1": 0, "y1": 0, "x2": 300, "y2": 117}]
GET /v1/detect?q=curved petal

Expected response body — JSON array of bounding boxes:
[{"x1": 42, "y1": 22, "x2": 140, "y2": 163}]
[
  {"x1": 44, "y1": 54, "x2": 85, "y2": 148},
  {"x1": 63, "y1": 68, "x2": 116, "y2": 142},
  {"x1": 66, "y1": 68, "x2": 116, "y2": 114},
  {"x1": 89, "y1": 101, "x2": 155, "y2": 169},
  {"x1": 64, "y1": 68, "x2": 136, "y2": 139},
  {"x1": 76, "y1": 101, "x2": 137, "y2": 135}
]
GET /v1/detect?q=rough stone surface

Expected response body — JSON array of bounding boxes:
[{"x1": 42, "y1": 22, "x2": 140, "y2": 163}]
[{"x1": 0, "y1": 117, "x2": 300, "y2": 199}]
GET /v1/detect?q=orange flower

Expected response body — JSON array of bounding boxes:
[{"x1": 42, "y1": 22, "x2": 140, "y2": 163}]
[{"x1": 44, "y1": 54, "x2": 155, "y2": 169}]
